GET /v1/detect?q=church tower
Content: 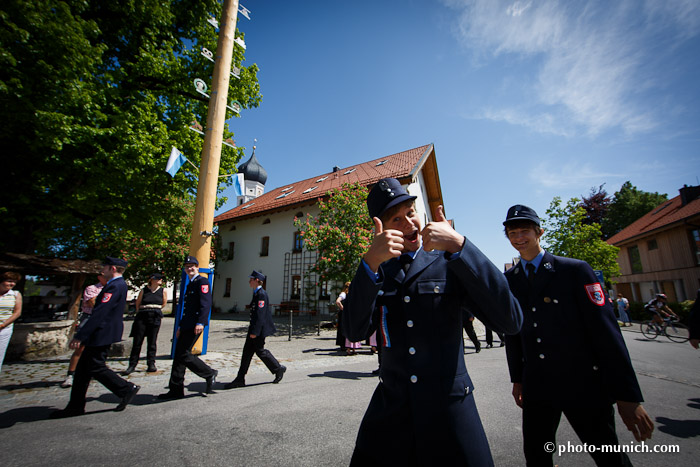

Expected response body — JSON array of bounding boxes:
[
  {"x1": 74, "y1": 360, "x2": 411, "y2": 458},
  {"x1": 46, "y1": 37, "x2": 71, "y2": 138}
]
[{"x1": 237, "y1": 144, "x2": 267, "y2": 205}]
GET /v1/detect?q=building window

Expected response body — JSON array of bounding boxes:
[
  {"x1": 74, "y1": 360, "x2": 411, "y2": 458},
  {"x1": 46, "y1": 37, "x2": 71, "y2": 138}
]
[
  {"x1": 227, "y1": 242, "x2": 235, "y2": 261},
  {"x1": 319, "y1": 280, "x2": 330, "y2": 300},
  {"x1": 293, "y1": 231, "x2": 303, "y2": 252},
  {"x1": 224, "y1": 278, "x2": 232, "y2": 297},
  {"x1": 261, "y1": 236, "x2": 269, "y2": 257},
  {"x1": 291, "y1": 275, "x2": 301, "y2": 299},
  {"x1": 628, "y1": 245, "x2": 643, "y2": 274},
  {"x1": 691, "y1": 229, "x2": 700, "y2": 265},
  {"x1": 647, "y1": 239, "x2": 658, "y2": 251},
  {"x1": 262, "y1": 218, "x2": 270, "y2": 224}
]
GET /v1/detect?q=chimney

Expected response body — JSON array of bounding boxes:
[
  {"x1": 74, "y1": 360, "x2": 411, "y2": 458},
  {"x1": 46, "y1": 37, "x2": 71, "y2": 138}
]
[
  {"x1": 679, "y1": 185, "x2": 700, "y2": 206},
  {"x1": 332, "y1": 166, "x2": 340, "y2": 173}
]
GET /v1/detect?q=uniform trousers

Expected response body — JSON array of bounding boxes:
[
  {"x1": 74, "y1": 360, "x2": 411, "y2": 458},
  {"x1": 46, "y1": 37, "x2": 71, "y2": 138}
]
[
  {"x1": 485, "y1": 327, "x2": 504, "y2": 346},
  {"x1": 129, "y1": 311, "x2": 161, "y2": 366},
  {"x1": 68, "y1": 345, "x2": 132, "y2": 410},
  {"x1": 236, "y1": 335, "x2": 281, "y2": 379},
  {"x1": 463, "y1": 320, "x2": 480, "y2": 350},
  {"x1": 523, "y1": 401, "x2": 632, "y2": 467},
  {"x1": 169, "y1": 328, "x2": 216, "y2": 392}
]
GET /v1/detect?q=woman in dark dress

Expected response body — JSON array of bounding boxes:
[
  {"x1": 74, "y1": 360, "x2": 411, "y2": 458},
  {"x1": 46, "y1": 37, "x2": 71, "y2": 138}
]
[{"x1": 123, "y1": 273, "x2": 167, "y2": 374}]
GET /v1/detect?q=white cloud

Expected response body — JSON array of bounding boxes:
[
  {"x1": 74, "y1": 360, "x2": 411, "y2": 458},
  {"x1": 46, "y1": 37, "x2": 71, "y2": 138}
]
[
  {"x1": 446, "y1": 0, "x2": 700, "y2": 136},
  {"x1": 529, "y1": 160, "x2": 618, "y2": 190}
]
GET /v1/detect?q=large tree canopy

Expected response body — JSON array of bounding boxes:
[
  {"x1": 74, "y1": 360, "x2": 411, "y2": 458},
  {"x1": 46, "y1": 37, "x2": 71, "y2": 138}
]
[
  {"x1": 542, "y1": 197, "x2": 620, "y2": 283},
  {"x1": 601, "y1": 181, "x2": 668, "y2": 239},
  {"x1": 0, "y1": 0, "x2": 261, "y2": 276}
]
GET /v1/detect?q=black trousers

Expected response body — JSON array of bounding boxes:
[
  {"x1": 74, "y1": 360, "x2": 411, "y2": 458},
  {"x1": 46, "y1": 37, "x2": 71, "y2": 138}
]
[
  {"x1": 129, "y1": 311, "x2": 161, "y2": 366},
  {"x1": 463, "y1": 321, "x2": 480, "y2": 349},
  {"x1": 236, "y1": 335, "x2": 281, "y2": 379},
  {"x1": 522, "y1": 401, "x2": 632, "y2": 467},
  {"x1": 68, "y1": 345, "x2": 132, "y2": 410},
  {"x1": 485, "y1": 327, "x2": 504, "y2": 346},
  {"x1": 169, "y1": 328, "x2": 216, "y2": 392}
]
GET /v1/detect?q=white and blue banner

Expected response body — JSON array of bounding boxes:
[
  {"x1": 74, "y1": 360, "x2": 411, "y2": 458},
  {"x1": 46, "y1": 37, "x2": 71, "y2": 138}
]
[{"x1": 165, "y1": 146, "x2": 187, "y2": 177}]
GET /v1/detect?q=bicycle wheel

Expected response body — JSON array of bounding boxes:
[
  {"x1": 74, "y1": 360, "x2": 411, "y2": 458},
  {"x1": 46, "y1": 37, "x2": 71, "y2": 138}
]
[
  {"x1": 640, "y1": 321, "x2": 659, "y2": 339},
  {"x1": 665, "y1": 322, "x2": 690, "y2": 343}
]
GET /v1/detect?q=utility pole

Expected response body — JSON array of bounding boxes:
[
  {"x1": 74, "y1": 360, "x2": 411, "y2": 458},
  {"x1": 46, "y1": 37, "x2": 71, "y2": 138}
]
[{"x1": 189, "y1": 0, "x2": 240, "y2": 268}]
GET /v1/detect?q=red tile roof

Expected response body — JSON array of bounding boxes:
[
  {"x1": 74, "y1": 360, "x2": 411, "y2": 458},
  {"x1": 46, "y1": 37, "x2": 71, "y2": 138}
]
[
  {"x1": 215, "y1": 144, "x2": 434, "y2": 223},
  {"x1": 607, "y1": 192, "x2": 700, "y2": 245}
]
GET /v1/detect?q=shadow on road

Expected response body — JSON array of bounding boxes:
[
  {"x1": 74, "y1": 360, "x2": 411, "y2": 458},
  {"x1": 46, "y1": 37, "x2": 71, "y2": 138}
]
[
  {"x1": 308, "y1": 370, "x2": 375, "y2": 380},
  {"x1": 656, "y1": 415, "x2": 700, "y2": 438}
]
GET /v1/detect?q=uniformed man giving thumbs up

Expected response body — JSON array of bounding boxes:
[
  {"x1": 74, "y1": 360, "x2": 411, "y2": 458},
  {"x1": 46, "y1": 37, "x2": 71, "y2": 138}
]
[{"x1": 343, "y1": 178, "x2": 523, "y2": 466}]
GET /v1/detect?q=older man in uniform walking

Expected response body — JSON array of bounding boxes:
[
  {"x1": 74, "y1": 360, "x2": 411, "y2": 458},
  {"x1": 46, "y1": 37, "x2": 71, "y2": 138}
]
[
  {"x1": 502, "y1": 204, "x2": 653, "y2": 466},
  {"x1": 50, "y1": 257, "x2": 139, "y2": 418},
  {"x1": 225, "y1": 270, "x2": 286, "y2": 388},
  {"x1": 343, "y1": 178, "x2": 522, "y2": 466},
  {"x1": 158, "y1": 256, "x2": 218, "y2": 399}
]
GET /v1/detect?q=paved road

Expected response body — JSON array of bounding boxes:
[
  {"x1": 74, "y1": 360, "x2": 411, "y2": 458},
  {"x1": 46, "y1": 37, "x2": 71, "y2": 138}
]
[{"x1": 1, "y1": 316, "x2": 698, "y2": 466}]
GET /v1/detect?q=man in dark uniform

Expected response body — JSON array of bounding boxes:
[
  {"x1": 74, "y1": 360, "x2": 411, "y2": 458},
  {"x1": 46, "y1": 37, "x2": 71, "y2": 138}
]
[
  {"x1": 502, "y1": 204, "x2": 654, "y2": 466},
  {"x1": 343, "y1": 178, "x2": 523, "y2": 466},
  {"x1": 225, "y1": 270, "x2": 286, "y2": 388},
  {"x1": 158, "y1": 256, "x2": 218, "y2": 399},
  {"x1": 51, "y1": 257, "x2": 140, "y2": 418}
]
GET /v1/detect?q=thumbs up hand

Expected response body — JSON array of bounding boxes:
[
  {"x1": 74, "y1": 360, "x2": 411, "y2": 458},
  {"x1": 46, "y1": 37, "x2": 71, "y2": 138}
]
[
  {"x1": 363, "y1": 217, "x2": 404, "y2": 272},
  {"x1": 421, "y1": 205, "x2": 464, "y2": 253}
]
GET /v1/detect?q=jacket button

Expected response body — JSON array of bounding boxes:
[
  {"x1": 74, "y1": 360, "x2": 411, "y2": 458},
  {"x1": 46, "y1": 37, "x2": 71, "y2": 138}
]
[
  {"x1": 536, "y1": 338, "x2": 542, "y2": 343},
  {"x1": 433, "y1": 286, "x2": 440, "y2": 293},
  {"x1": 465, "y1": 387, "x2": 470, "y2": 395},
  {"x1": 409, "y1": 347, "x2": 416, "y2": 355},
  {"x1": 410, "y1": 375, "x2": 418, "y2": 383},
  {"x1": 404, "y1": 296, "x2": 411, "y2": 303},
  {"x1": 533, "y1": 322, "x2": 538, "y2": 327},
  {"x1": 553, "y1": 299, "x2": 559, "y2": 304},
  {"x1": 539, "y1": 354, "x2": 545, "y2": 359},
  {"x1": 531, "y1": 307, "x2": 536, "y2": 312},
  {"x1": 593, "y1": 365, "x2": 599, "y2": 371},
  {"x1": 407, "y1": 320, "x2": 414, "y2": 327}
]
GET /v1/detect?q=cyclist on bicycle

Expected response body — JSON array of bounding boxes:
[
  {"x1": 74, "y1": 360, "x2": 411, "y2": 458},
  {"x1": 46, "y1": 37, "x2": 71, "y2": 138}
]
[{"x1": 645, "y1": 293, "x2": 679, "y2": 325}]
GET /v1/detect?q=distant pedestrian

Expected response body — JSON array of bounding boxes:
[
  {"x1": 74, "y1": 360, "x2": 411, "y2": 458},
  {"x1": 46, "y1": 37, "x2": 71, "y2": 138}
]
[
  {"x1": 158, "y1": 256, "x2": 218, "y2": 400},
  {"x1": 0, "y1": 271, "x2": 23, "y2": 374},
  {"x1": 123, "y1": 273, "x2": 167, "y2": 375},
  {"x1": 462, "y1": 307, "x2": 481, "y2": 353},
  {"x1": 616, "y1": 292, "x2": 632, "y2": 326},
  {"x1": 50, "y1": 257, "x2": 139, "y2": 418},
  {"x1": 689, "y1": 289, "x2": 700, "y2": 349},
  {"x1": 60, "y1": 272, "x2": 108, "y2": 388},
  {"x1": 226, "y1": 270, "x2": 286, "y2": 388},
  {"x1": 485, "y1": 325, "x2": 504, "y2": 348}
]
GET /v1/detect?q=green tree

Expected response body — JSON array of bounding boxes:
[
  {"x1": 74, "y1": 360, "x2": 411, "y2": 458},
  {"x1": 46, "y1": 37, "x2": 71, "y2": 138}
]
[
  {"x1": 602, "y1": 182, "x2": 668, "y2": 239},
  {"x1": 294, "y1": 183, "x2": 374, "y2": 285},
  {"x1": 0, "y1": 0, "x2": 261, "y2": 258},
  {"x1": 542, "y1": 197, "x2": 621, "y2": 282}
]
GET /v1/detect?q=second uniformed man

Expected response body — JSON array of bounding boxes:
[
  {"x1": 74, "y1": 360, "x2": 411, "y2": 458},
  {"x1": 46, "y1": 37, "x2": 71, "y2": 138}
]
[
  {"x1": 343, "y1": 178, "x2": 523, "y2": 466},
  {"x1": 502, "y1": 204, "x2": 653, "y2": 466},
  {"x1": 158, "y1": 256, "x2": 218, "y2": 399}
]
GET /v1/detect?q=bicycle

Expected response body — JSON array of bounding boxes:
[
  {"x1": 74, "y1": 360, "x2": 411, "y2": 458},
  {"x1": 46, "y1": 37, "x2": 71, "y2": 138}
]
[{"x1": 640, "y1": 316, "x2": 689, "y2": 343}]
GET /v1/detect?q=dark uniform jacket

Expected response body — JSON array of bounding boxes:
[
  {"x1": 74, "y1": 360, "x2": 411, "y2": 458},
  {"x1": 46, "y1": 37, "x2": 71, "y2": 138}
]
[
  {"x1": 344, "y1": 238, "x2": 522, "y2": 462},
  {"x1": 249, "y1": 287, "x2": 276, "y2": 338},
  {"x1": 75, "y1": 276, "x2": 127, "y2": 347},
  {"x1": 179, "y1": 275, "x2": 212, "y2": 330},
  {"x1": 504, "y1": 251, "x2": 643, "y2": 407}
]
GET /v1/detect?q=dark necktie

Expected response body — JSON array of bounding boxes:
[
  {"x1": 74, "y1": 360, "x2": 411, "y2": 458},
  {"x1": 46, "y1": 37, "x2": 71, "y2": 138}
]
[
  {"x1": 526, "y1": 263, "x2": 536, "y2": 287},
  {"x1": 400, "y1": 254, "x2": 413, "y2": 273}
]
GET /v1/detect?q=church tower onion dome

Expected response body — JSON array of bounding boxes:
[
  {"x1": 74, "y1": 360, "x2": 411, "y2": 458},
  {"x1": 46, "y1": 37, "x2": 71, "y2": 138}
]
[{"x1": 238, "y1": 150, "x2": 267, "y2": 185}]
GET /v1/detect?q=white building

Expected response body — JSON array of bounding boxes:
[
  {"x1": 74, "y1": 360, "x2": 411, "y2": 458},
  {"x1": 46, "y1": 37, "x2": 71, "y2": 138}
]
[{"x1": 213, "y1": 144, "x2": 445, "y2": 314}]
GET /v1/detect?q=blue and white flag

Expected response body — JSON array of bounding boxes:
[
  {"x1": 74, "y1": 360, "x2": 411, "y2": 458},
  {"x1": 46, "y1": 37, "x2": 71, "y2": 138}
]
[
  {"x1": 166, "y1": 146, "x2": 187, "y2": 177},
  {"x1": 233, "y1": 173, "x2": 244, "y2": 196}
]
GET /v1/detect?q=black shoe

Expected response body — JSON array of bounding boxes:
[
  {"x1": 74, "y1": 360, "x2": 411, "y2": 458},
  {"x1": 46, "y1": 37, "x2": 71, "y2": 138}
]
[
  {"x1": 371, "y1": 368, "x2": 380, "y2": 376},
  {"x1": 273, "y1": 365, "x2": 287, "y2": 384},
  {"x1": 115, "y1": 384, "x2": 140, "y2": 412},
  {"x1": 225, "y1": 379, "x2": 246, "y2": 389},
  {"x1": 206, "y1": 370, "x2": 218, "y2": 394},
  {"x1": 49, "y1": 407, "x2": 85, "y2": 419},
  {"x1": 121, "y1": 365, "x2": 136, "y2": 376},
  {"x1": 486, "y1": 344, "x2": 493, "y2": 349},
  {"x1": 475, "y1": 346, "x2": 481, "y2": 353},
  {"x1": 157, "y1": 390, "x2": 184, "y2": 400},
  {"x1": 500, "y1": 341, "x2": 505, "y2": 347},
  {"x1": 146, "y1": 364, "x2": 157, "y2": 372}
]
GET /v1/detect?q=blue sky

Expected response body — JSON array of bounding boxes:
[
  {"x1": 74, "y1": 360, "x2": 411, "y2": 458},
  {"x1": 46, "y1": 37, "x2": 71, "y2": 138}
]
[{"x1": 216, "y1": 0, "x2": 700, "y2": 266}]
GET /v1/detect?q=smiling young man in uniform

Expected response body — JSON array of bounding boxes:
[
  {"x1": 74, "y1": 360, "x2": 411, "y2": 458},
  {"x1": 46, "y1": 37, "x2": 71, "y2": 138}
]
[
  {"x1": 502, "y1": 204, "x2": 654, "y2": 466},
  {"x1": 343, "y1": 178, "x2": 522, "y2": 466}
]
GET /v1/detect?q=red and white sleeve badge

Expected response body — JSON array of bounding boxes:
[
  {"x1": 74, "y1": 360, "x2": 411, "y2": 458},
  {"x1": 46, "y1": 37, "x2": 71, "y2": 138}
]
[
  {"x1": 258, "y1": 300, "x2": 265, "y2": 308},
  {"x1": 584, "y1": 283, "x2": 605, "y2": 306},
  {"x1": 201, "y1": 284, "x2": 209, "y2": 294},
  {"x1": 101, "y1": 293, "x2": 113, "y2": 303}
]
